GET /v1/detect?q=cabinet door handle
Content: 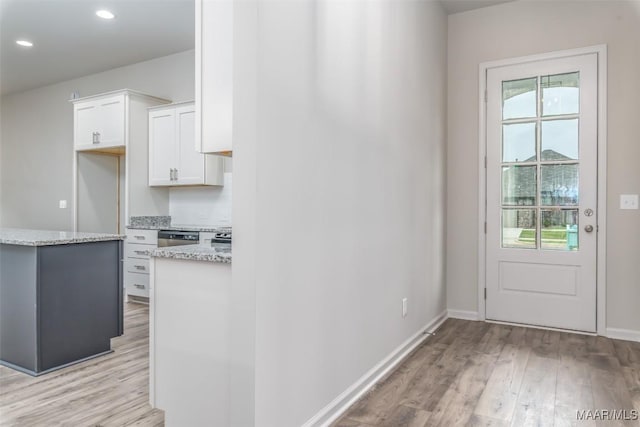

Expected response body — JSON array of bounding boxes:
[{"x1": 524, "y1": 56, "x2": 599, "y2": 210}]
[
  {"x1": 170, "y1": 168, "x2": 175, "y2": 181},
  {"x1": 92, "y1": 132, "x2": 100, "y2": 144},
  {"x1": 134, "y1": 284, "x2": 146, "y2": 289},
  {"x1": 174, "y1": 168, "x2": 178, "y2": 181}
]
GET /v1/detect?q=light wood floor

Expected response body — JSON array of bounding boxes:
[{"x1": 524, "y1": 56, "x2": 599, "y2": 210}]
[
  {"x1": 4, "y1": 314, "x2": 640, "y2": 427},
  {"x1": 0, "y1": 303, "x2": 164, "y2": 426},
  {"x1": 334, "y1": 319, "x2": 640, "y2": 427}
]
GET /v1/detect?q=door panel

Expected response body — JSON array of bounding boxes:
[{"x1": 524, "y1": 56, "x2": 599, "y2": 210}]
[
  {"x1": 176, "y1": 105, "x2": 204, "y2": 184},
  {"x1": 75, "y1": 102, "x2": 99, "y2": 149},
  {"x1": 148, "y1": 110, "x2": 175, "y2": 186},
  {"x1": 98, "y1": 97, "x2": 126, "y2": 148},
  {"x1": 486, "y1": 53, "x2": 598, "y2": 332}
]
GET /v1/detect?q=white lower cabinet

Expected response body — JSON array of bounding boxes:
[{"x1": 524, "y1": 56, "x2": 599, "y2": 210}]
[
  {"x1": 124, "y1": 229, "x2": 157, "y2": 300},
  {"x1": 150, "y1": 257, "x2": 232, "y2": 426},
  {"x1": 149, "y1": 102, "x2": 224, "y2": 187},
  {"x1": 125, "y1": 271, "x2": 150, "y2": 298}
]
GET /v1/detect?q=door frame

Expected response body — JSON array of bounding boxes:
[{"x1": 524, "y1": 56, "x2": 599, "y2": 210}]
[{"x1": 477, "y1": 45, "x2": 608, "y2": 335}]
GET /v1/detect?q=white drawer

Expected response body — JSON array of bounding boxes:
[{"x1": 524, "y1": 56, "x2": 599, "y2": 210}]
[
  {"x1": 125, "y1": 229, "x2": 158, "y2": 245},
  {"x1": 199, "y1": 232, "x2": 216, "y2": 244},
  {"x1": 125, "y1": 271, "x2": 149, "y2": 298},
  {"x1": 126, "y1": 258, "x2": 150, "y2": 274},
  {"x1": 126, "y1": 243, "x2": 154, "y2": 259}
]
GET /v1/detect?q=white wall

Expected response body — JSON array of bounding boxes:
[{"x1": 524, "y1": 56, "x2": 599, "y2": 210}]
[
  {"x1": 169, "y1": 158, "x2": 233, "y2": 227},
  {"x1": 233, "y1": 1, "x2": 448, "y2": 425},
  {"x1": 447, "y1": 1, "x2": 640, "y2": 331},
  {"x1": 0, "y1": 50, "x2": 195, "y2": 230}
]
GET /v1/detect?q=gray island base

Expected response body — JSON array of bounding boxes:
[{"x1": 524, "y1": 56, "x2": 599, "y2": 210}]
[{"x1": 0, "y1": 229, "x2": 124, "y2": 376}]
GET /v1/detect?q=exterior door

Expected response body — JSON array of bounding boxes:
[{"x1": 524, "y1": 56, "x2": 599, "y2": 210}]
[{"x1": 485, "y1": 53, "x2": 598, "y2": 332}]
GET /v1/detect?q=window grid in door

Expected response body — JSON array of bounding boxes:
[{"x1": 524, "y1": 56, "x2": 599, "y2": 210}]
[{"x1": 500, "y1": 72, "x2": 580, "y2": 251}]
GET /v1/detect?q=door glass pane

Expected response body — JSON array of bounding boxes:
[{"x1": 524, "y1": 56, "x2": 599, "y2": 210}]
[
  {"x1": 541, "y1": 119, "x2": 579, "y2": 161},
  {"x1": 503, "y1": 122, "x2": 536, "y2": 162},
  {"x1": 541, "y1": 72, "x2": 579, "y2": 116},
  {"x1": 541, "y1": 209, "x2": 579, "y2": 251},
  {"x1": 541, "y1": 164, "x2": 578, "y2": 206},
  {"x1": 502, "y1": 165, "x2": 536, "y2": 206},
  {"x1": 503, "y1": 78, "x2": 537, "y2": 120},
  {"x1": 502, "y1": 209, "x2": 536, "y2": 249}
]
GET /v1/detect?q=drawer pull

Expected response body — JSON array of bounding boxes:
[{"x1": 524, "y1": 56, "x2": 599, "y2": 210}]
[
  {"x1": 134, "y1": 235, "x2": 146, "y2": 240},
  {"x1": 134, "y1": 265, "x2": 146, "y2": 271},
  {"x1": 134, "y1": 284, "x2": 146, "y2": 289},
  {"x1": 134, "y1": 250, "x2": 146, "y2": 255}
]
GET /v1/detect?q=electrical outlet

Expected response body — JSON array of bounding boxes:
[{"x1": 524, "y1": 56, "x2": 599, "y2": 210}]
[
  {"x1": 402, "y1": 298, "x2": 408, "y2": 318},
  {"x1": 59, "y1": 200, "x2": 67, "y2": 209},
  {"x1": 620, "y1": 194, "x2": 639, "y2": 210}
]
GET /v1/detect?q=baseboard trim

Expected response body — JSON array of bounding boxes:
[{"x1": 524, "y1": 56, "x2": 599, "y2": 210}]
[
  {"x1": 302, "y1": 309, "x2": 448, "y2": 427},
  {"x1": 606, "y1": 327, "x2": 640, "y2": 343},
  {"x1": 447, "y1": 309, "x2": 479, "y2": 321}
]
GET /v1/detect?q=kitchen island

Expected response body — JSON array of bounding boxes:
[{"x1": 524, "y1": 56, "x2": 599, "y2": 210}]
[
  {"x1": 0, "y1": 228, "x2": 124, "y2": 376},
  {"x1": 149, "y1": 243, "x2": 232, "y2": 427}
]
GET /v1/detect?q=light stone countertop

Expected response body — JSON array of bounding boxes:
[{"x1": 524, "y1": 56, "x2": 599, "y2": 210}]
[
  {"x1": 127, "y1": 225, "x2": 228, "y2": 233},
  {"x1": 127, "y1": 216, "x2": 230, "y2": 233},
  {"x1": 0, "y1": 228, "x2": 125, "y2": 247},
  {"x1": 150, "y1": 244, "x2": 232, "y2": 263}
]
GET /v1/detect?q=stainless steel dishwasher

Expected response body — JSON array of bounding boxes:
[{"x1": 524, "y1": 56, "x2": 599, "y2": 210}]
[{"x1": 157, "y1": 230, "x2": 200, "y2": 247}]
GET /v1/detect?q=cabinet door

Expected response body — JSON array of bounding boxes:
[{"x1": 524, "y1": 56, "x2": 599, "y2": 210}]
[
  {"x1": 74, "y1": 95, "x2": 125, "y2": 151},
  {"x1": 148, "y1": 109, "x2": 176, "y2": 186},
  {"x1": 75, "y1": 101, "x2": 100, "y2": 150},
  {"x1": 97, "y1": 96, "x2": 126, "y2": 148},
  {"x1": 196, "y1": 0, "x2": 233, "y2": 154},
  {"x1": 175, "y1": 105, "x2": 205, "y2": 185}
]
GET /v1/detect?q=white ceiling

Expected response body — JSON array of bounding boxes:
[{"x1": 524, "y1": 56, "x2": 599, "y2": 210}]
[
  {"x1": 439, "y1": 0, "x2": 514, "y2": 15},
  {"x1": 0, "y1": 0, "x2": 194, "y2": 96},
  {"x1": 0, "y1": 0, "x2": 513, "y2": 96}
]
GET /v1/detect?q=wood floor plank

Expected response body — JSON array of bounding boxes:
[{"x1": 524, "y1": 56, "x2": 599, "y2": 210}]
[
  {"x1": 426, "y1": 353, "x2": 497, "y2": 426},
  {"x1": 346, "y1": 340, "x2": 448, "y2": 425},
  {"x1": 476, "y1": 324, "x2": 512, "y2": 356},
  {"x1": 468, "y1": 414, "x2": 510, "y2": 427},
  {"x1": 332, "y1": 417, "x2": 376, "y2": 427},
  {"x1": 553, "y1": 351, "x2": 596, "y2": 427},
  {"x1": 510, "y1": 354, "x2": 558, "y2": 426},
  {"x1": 473, "y1": 344, "x2": 531, "y2": 422},
  {"x1": 378, "y1": 404, "x2": 431, "y2": 427},
  {"x1": 621, "y1": 367, "x2": 640, "y2": 413},
  {"x1": 590, "y1": 366, "x2": 637, "y2": 427}
]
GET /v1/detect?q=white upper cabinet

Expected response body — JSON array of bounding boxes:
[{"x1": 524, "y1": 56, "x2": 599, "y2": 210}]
[
  {"x1": 74, "y1": 94, "x2": 126, "y2": 150},
  {"x1": 72, "y1": 89, "x2": 172, "y2": 232},
  {"x1": 149, "y1": 102, "x2": 224, "y2": 187},
  {"x1": 72, "y1": 90, "x2": 169, "y2": 152},
  {"x1": 195, "y1": 0, "x2": 233, "y2": 155},
  {"x1": 149, "y1": 108, "x2": 175, "y2": 185}
]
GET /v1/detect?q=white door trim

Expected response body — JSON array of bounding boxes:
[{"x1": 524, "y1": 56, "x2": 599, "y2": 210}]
[{"x1": 477, "y1": 44, "x2": 608, "y2": 335}]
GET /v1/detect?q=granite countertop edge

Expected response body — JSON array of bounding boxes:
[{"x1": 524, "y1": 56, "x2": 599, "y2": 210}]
[
  {"x1": 0, "y1": 228, "x2": 125, "y2": 247},
  {"x1": 150, "y1": 245, "x2": 232, "y2": 264},
  {"x1": 126, "y1": 225, "x2": 229, "y2": 233}
]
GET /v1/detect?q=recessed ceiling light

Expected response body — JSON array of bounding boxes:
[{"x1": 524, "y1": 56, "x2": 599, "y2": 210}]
[
  {"x1": 16, "y1": 40, "x2": 33, "y2": 47},
  {"x1": 96, "y1": 10, "x2": 115, "y2": 19}
]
